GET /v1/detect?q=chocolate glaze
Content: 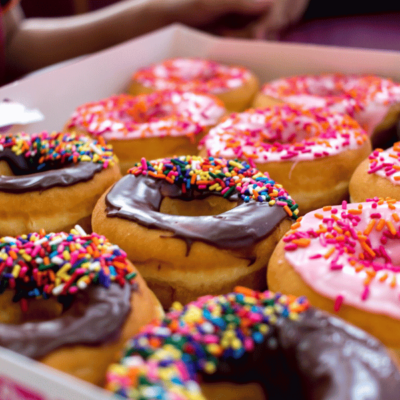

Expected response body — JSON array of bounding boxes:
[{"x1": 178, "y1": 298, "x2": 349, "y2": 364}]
[
  {"x1": 0, "y1": 148, "x2": 102, "y2": 193},
  {"x1": 105, "y1": 174, "x2": 289, "y2": 250},
  {"x1": 202, "y1": 307, "x2": 400, "y2": 399},
  {"x1": 0, "y1": 284, "x2": 132, "y2": 359}
]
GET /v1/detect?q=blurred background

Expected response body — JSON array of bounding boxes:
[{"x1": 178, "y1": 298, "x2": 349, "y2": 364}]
[{"x1": 1, "y1": 0, "x2": 400, "y2": 85}]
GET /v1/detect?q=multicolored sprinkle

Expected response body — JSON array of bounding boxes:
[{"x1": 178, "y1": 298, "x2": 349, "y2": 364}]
[
  {"x1": 261, "y1": 74, "x2": 400, "y2": 119},
  {"x1": 283, "y1": 199, "x2": 400, "y2": 318},
  {"x1": 368, "y1": 143, "x2": 400, "y2": 185},
  {"x1": 128, "y1": 155, "x2": 299, "y2": 218},
  {"x1": 203, "y1": 105, "x2": 368, "y2": 163},
  {"x1": 0, "y1": 228, "x2": 136, "y2": 310},
  {"x1": 0, "y1": 131, "x2": 116, "y2": 171},
  {"x1": 132, "y1": 58, "x2": 251, "y2": 94},
  {"x1": 106, "y1": 287, "x2": 309, "y2": 399},
  {"x1": 67, "y1": 92, "x2": 225, "y2": 140}
]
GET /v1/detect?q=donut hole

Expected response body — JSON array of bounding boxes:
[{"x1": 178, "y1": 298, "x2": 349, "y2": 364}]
[
  {"x1": 0, "y1": 290, "x2": 63, "y2": 324},
  {"x1": 237, "y1": 108, "x2": 326, "y2": 145},
  {"x1": 159, "y1": 195, "x2": 237, "y2": 217},
  {"x1": 200, "y1": 381, "x2": 266, "y2": 400},
  {"x1": 163, "y1": 59, "x2": 217, "y2": 83},
  {"x1": 124, "y1": 102, "x2": 170, "y2": 123},
  {"x1": 0, "y1": 160, "x2": 14, "y2": 176}
]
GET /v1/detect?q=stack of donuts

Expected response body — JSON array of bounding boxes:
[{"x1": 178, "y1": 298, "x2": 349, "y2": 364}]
[{"x1": 1, "y1": 57, "x2": 400, "y2": 399}]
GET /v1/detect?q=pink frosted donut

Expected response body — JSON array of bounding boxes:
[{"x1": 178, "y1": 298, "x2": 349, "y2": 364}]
[
  {"x1": 269, "y1": 198, "x2": 400, "y2": 352},
  {"x1": 254, "y1": 74, "x2": 400, "y2": 145},
  {"x1": 66, "y1": 91, "x2": 225, "y2": 173},
  {"x1": 129, "y1": 58, "x2": 259, "y2": 112},
  {"x1": 202, "y1": 104, "x2": 371, "y2": 214},
  {"x1": 350, "y1": 142, "x2": 400, "y2": 202}
]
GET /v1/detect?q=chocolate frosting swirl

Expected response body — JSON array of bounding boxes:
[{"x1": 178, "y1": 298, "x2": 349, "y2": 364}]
[
  {"x1": 0, "y1": 284, "x2": 131, "y2": 359},
  {"x1": 105, "y1": 174, "x2": 289, "y2": 250},
  {"x1": 204, "y1": 308, "x2": 400, "y2": 399},
  {"x1": 0, "y1": 148, "x2": 103, "y2": 193}
]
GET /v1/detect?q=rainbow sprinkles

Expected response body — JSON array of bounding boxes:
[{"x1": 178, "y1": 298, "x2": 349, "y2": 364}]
[
  {"x1": 0, "y1": 131, "x2": 116, "y2": 171},
  {"x1": 0, "y1": 229, "x2": 136, "y2": 311},
  {"x1": 106, "y1": 287, "x2": 309, "y2": 399},
  {"x1": 128, "y1": 155, "x2": 299, "y2": 218}
]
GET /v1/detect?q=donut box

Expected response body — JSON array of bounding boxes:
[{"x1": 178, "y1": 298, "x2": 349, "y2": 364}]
[{"x1": 1, "y1": 23, "x2": 400, "y2": 399}]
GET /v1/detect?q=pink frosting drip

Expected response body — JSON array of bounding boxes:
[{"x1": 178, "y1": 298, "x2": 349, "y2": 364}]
[
  {"x1": 284, "y1": 200, "x2": 400, "y2": 320},
  {"x1": 261, "y1": 75, "x2": 400, "y2": 136},
  {"x1": 368, "y1": 144, "x2": 400, "y2": 185},
  {"x1": 133, "y1": 58, "x2": 252, "y2": 94},
  {"x1": 203, "y1": 104, "x2": 368, "y2": 163},
  {"x1": 67, "y1": 91, "x2": 225, "y2": 140}
]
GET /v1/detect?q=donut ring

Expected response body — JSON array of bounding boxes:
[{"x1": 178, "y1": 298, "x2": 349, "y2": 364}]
[
  {"x1": 0, "y1": 229, "x2": 162, "y2": 385},
  {"x1": 0, "y1": 132, "x2": 121, "y2": 236},
  {"x1": 92, "y1": 156, "x2": 298, "y2": 308},
  {"x1": 66, "y1": 91, "x2": 225, "y2": 173},
  {"x1": 269, "y1": 198, "x2": 400, "y2": 354},
  {"x1": 254, "y1": 74, "x2": 400, "y2": 146},
  {"x1": 202, "y1": 104, "x2": 371, "y2": 214},
  {"x1": 106, "y1": 287, "x2": 400, "y2": 400},
  {"x1": 350, "y1": 143, "x2": 400, "y2": 202},
  {"x1": 129, "y1": 58, "x2": 259, "y2": 112}
]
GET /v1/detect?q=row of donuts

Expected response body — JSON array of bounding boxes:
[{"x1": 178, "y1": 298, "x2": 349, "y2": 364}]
[
  {"x1": 1, "y1": 57, "x2": 400, "y2": 399},
  {"x1": 2, "y1": 137, "x2": 400, "y2": 399},
  {"x1": 69, "y1": 58, "x2": 400, "y2": 398}
]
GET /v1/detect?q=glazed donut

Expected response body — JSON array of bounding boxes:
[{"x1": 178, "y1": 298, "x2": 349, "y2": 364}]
[
  {"x1": 0, "y1": 132, "x2": 120, "y2": 236},
  {"x1": 92, "y1": 155, "x2": 298, "y2": 308},
  {"x1": 202, "y1": 104, "x2": 371, "y2": 215},
  {"x1": 66, "y1": 91, "x2": 225, "y2": 173},
  {"x1": 0, "y1": 228, "x2": 163, "y2": 385},
  {"x1": 106, "y1": 287, "x2": 400, "y2": 400},
  {"x1": 129, "y1": 58, "x2": 259, "y2": 112},
  {"x1": 254, "y1": 74, "x2": 400, "y2": 146},
  {"x1": 350, "y1": 142, "x2": 400, "y2": 202},
  {"x1": 269, "y1": 198, "x2": 400, "y2": 354}
]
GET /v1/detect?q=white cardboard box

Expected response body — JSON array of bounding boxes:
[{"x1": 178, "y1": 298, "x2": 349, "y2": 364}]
[{"x1": 0, "y1": 23, "x2": 400, "y2": 399}]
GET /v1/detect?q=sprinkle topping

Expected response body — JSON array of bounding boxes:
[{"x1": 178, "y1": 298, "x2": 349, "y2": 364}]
[
  {"x1": 284, "y1": 199, "x2": 400, "y2": 319},
  {"x1": 68, "y1": 92, "x2": 225, "y2": 140},
  {"x1": 0, "y1": 131, "x2": 116, "y2": 171},
  {"x1": 261, "y1": 74, "x2": 400, "y2": 135},
  {"x1": 106, "y1": 287, "x2": 309, "y2": 399},
  {"x1": 128, "y1": 155, "x2": 298, "y2": 218},
  {"x1": 132, "y1": 58, "x2": 251, "y2": 94},
  {"x1": 203, "y1": 105, "x2": 367, "y2": 163},
  {"x1": 368, "y1": 143, "x2": 400, "y2": 185},
  {"x1": 0, "y1": 229, "x2": 136, "y2": 309}
]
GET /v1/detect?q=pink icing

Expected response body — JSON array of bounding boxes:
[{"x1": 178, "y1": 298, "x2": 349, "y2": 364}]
[
  {"x1": 203, "y1": 104, "x2": 368, "y2": 163},
  {"x1": 284, "y1": 200, "x2": 400, "y2": 320},
  {"x1": 261, "y1": 75, "x2": 400, "y2": 136},
  {"x1": 133, "y1": 58, "x2": 252, "y2": 94},
  {"x1": 368, "y1": 144, "x2": 400, "y2": 185},
  {"x1": 67, "y1": 91, "x2": 225, "y2": 140}
]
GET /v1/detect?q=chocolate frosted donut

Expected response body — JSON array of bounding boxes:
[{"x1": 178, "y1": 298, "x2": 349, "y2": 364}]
[
  {"x1": 0, "y1": 230, "x2": 162, "y2": 385},
  {"x1": 0, "y1": 132, "x2": 121, "y2": 235},
  {"x1": 92, "y1": 155, "x2": 298, "y2": 308},
  {"x1": 106, "y1": 287, "x2": 400, "y2": 399}
]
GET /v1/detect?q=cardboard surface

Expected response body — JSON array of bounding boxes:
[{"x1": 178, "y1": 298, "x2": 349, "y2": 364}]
[
  {"x1": 0, "y1": 23, "x2": 400, "y2": 398},
  {"x1": 0, "y1": 347, "x2": 114, "y2": 399}
]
